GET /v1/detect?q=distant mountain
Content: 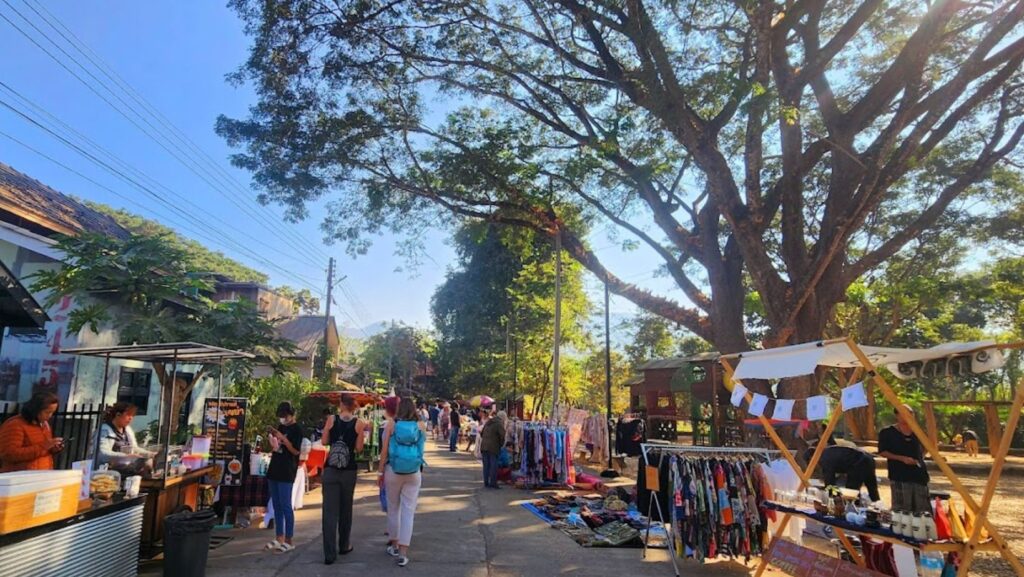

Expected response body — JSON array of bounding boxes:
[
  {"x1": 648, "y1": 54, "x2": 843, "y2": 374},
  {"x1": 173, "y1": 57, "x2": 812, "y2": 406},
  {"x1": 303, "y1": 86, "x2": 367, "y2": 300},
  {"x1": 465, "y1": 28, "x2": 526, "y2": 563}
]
[{"x1": 340, "y1": 321, "x2": 389, "y2": 340}]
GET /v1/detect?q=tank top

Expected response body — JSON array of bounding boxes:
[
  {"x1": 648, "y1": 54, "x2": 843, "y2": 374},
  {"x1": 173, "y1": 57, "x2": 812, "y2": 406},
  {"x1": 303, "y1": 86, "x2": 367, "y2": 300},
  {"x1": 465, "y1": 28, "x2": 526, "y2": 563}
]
[{"x1": 330, "y1": 415, "x2": 359, "y2": 470}]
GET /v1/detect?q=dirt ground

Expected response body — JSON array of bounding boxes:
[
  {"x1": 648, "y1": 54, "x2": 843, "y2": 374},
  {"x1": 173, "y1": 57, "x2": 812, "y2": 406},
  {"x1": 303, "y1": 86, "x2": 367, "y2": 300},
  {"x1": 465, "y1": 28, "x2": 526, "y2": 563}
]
[{"x1": 869, "y1": 472, "x2": 1023, "y2": 577}]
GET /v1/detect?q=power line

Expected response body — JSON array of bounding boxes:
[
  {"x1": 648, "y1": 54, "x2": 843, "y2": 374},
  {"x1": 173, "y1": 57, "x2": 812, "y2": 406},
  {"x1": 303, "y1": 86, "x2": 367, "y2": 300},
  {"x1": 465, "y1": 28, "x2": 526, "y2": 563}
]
[
  {"x1": 0, "y1": 81, "x2": 323, "y2": 270},
  {"x1": 0, "y1": 0, "x2": 332, "y2": 263},
  {"x1": 0, "y1": 127, "x2": 326, "y2": 297},
  {"x1": 20, "y1": 0, "x2": 331, "y2": 263},
  {"x1": 0, "y1": 98, "x2": 325, "y2": 293}
]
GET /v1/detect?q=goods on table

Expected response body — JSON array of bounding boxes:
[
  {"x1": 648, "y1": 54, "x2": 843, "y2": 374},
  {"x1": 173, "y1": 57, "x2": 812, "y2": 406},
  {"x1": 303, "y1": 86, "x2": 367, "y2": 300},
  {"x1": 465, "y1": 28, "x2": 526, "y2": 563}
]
[
  {"x1": 0, "y1": 470, "x2": 82, "y2": 534},
  {"x1": 90, "y1": 470, "x2": 121, "y2": 500},
  {"x1": 524, "y1": 493, "x2": 654, "y2": 549}
]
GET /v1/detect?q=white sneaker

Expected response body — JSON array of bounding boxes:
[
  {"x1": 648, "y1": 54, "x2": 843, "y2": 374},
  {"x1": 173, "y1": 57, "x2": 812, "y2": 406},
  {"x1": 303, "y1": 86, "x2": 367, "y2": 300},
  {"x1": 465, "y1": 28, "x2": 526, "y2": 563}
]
[
  {"x1": 386, "y1": 544, "x2": 400, "y2": 557},
  {"x1": 397, "y1": 556, "x2": 409, "y2": 567}
]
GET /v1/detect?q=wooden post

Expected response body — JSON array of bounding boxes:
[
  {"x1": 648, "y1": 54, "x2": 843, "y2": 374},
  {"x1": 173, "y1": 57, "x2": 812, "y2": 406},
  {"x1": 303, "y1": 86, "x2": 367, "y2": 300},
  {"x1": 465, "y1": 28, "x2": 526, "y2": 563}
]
[
  {"x1": 866, "y1": 378, "x2": 876, "y2": 439},
  {"x1": 956, "y1": 381, "x2": 1024, "y2": 576},
  {"x1": 984, "y1": 403, "x2": 1002, "y2": 458},
  {"x1": 845, "y1": 341, "x2": 1024, "y2": 577},
  {"x1": 924, "y1": 402, "x2": 939, "y2": 449}
]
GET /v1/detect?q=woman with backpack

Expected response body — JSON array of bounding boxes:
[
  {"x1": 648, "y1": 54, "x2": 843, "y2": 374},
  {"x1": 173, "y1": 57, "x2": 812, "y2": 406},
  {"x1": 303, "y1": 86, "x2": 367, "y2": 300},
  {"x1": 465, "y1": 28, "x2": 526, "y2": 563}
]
[
  {"x1": 378, "y1": 397, "x2": 426, "y2": 568},
  {"x1": 320, "y1": 396, "x2": 366, "y2": 565}
]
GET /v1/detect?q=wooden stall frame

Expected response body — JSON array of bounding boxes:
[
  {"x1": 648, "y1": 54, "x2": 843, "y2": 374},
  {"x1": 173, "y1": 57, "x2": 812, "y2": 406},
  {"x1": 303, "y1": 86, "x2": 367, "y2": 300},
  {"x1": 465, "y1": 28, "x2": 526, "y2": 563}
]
[{"x1": 716, "y1": 338, "x2": 1024, "y2": 577}]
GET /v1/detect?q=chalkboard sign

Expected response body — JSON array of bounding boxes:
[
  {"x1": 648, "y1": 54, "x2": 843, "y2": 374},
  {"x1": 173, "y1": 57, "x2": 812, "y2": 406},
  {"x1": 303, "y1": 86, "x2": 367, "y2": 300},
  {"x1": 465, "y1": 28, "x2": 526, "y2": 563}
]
[
  {"x1": 767, "y1": 539, "x2": 887, "y2": 577},
  {"x1": 202, "y1": 397, "x2": 248, "y2": 486}
]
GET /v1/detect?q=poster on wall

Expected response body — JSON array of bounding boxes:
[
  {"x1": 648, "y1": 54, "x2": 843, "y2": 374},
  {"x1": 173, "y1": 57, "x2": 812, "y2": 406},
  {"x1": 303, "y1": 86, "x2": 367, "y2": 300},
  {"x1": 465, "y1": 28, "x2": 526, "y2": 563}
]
[{"x1": 202, "y1": 397, "x2": 247, "y2": 486}]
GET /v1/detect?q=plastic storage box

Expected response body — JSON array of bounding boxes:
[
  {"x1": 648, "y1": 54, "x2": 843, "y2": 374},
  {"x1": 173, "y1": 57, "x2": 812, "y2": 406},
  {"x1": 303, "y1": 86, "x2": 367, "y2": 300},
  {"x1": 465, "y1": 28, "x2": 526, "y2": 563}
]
[{"x1": 0, "y1": 469, "x2": 83, "y2": 534}]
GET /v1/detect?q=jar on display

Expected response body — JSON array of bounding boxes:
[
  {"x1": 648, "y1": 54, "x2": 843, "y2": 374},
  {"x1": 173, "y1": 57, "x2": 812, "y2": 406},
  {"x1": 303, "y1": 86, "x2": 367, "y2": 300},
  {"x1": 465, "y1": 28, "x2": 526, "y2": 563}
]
[
  {"x1": 892, "y1": 511, "x2": 906, "y2": 535},
  {"x1": 923, "y1": 513, "x2": 938, "y2": 541},
  {"x1": 912, "y1": 514, "x2": 928, "y2": 541}
]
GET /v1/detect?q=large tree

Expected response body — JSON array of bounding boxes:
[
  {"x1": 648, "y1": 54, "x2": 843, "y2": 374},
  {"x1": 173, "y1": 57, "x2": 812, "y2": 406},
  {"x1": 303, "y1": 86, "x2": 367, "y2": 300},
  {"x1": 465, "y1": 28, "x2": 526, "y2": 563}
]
[{"x1": 220, "y1": 0, "x2": 1024, "y2": 396}]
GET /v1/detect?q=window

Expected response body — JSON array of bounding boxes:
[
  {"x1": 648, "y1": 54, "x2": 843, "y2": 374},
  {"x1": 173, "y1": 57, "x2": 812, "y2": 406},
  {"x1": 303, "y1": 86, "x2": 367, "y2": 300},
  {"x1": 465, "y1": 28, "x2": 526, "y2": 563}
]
[{"x1": 117, "y1": 368, "x2": 152, "y2": 415}]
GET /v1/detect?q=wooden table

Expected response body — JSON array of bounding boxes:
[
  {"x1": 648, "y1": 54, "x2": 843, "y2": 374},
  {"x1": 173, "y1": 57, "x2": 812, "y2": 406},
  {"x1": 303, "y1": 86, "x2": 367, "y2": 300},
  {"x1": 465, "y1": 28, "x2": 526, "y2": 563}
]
[{"x1": 140, "y1": 465, "x2": 214, "y2": 555}]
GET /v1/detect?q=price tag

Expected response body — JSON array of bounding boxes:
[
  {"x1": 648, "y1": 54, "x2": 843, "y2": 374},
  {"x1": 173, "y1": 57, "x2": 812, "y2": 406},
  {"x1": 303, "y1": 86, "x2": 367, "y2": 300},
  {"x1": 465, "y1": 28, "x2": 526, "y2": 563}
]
[{"x1": 33, "y1": 489, "x2": 62, "y2": 517}]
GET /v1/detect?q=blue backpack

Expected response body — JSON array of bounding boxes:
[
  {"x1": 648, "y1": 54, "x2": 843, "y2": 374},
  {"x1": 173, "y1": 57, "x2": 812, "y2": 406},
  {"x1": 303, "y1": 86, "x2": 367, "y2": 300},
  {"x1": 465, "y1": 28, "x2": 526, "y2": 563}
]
[{"x1": 389, "y1": 421, "x2": 424, "y2": 474}]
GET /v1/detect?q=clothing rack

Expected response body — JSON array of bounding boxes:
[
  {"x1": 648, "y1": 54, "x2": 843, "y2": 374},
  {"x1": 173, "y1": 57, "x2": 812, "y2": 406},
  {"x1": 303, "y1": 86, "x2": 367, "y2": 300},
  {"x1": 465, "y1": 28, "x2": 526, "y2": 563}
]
[{"x1": 639, "y1": 443, "x2": 781, "y2": 577}]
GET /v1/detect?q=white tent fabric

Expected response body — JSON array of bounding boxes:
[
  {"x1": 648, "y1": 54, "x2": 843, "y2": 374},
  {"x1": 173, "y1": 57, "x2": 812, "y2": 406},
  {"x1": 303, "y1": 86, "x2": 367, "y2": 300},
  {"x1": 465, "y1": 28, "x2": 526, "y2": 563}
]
[{"x1": 730, "y1": 340, "x2": 1005, "y2": 380}]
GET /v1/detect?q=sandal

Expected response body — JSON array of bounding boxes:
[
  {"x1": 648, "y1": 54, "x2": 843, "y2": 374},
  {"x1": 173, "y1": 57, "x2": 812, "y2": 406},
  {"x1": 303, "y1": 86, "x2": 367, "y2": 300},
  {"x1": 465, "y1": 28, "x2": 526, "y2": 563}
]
[
  {"x1": 278, "y1": 543, "x2": 295, "y2": 553},
  {"x1": 264, "y1": 541, "x2": 280, "y2": 551}
]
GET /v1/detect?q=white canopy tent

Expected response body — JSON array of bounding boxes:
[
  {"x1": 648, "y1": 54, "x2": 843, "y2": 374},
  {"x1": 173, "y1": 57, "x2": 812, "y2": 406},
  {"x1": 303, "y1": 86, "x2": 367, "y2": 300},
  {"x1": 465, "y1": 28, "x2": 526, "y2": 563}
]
[
  {"x1": 717, "y1": 337, "x2": 1024, "y2": 577},
  {"x1": 731, "y1": 339, "x2": 1006, "y2": 381}
]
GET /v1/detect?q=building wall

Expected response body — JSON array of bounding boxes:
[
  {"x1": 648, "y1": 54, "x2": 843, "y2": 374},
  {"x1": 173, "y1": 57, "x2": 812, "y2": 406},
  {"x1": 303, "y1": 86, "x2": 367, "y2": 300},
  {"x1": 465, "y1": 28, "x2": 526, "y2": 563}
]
[{"x1": 0, "y1": 236, "x2": 218, "y2": 439}]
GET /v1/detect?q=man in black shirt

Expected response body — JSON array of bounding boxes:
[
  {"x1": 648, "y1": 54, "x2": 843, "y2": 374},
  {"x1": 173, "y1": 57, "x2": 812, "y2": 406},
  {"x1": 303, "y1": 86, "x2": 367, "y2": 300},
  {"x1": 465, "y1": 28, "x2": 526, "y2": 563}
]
[
  {"x1": 449, "y1": 406, "x2": 462, "y2": 452},
  {"x1": 878, "y1": 405, "x2": 930, "y2": 513},
  {"x1": 803, "y1": 444, "x2": 880, "y2": 502}
]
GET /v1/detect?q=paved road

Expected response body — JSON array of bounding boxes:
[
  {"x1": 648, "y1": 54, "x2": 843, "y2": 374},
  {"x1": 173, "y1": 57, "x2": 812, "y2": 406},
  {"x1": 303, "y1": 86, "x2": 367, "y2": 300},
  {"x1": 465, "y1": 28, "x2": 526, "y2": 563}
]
[{"x1": 143, "y1": 439, "x2": 754, "y2": 577}]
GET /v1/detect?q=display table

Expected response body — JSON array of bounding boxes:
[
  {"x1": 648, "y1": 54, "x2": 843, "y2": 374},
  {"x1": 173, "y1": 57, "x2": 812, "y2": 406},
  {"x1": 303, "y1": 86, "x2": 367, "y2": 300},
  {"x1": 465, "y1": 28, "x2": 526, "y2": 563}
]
[
  {"x1": 217, "y1": 473, "x2": 269, "y2": 508},
  {"x1": 0, "y1": 495, "x2": 145, "y2": 577},
  {"x1": 763, "y1": 501, "x2": 999, "y2": 553},
  {"x1": 140, "y1": 465, "x2": 214, "y2": 555}
]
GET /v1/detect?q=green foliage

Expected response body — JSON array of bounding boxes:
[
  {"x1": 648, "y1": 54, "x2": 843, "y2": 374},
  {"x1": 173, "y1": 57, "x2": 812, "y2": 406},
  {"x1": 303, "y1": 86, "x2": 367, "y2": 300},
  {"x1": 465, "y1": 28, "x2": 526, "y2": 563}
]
[
  {"x1": 29, "y1": 232, "x2": 296, "y2": 433},
  {"x1": 431, "y1": 222, "x2": 593, "y2": 412},
  {"x1": 229, "y1": 373, "x2": 320, "y2": 447},
  {"x1": 359, "y1": 322, "x2": 435, "y2": 389},
  {"x1": 621, "y1": 312, "x2": 713, "y2": 369},
  {"x1": 83, "y1": 200, "x2": 269, "y2": 284},
  {"x1": 275, "y1": 285, "x2": 321, "y2": 315},
  {"x1": 219, "y1": 0, "x2": 1024, "y2": 361}
]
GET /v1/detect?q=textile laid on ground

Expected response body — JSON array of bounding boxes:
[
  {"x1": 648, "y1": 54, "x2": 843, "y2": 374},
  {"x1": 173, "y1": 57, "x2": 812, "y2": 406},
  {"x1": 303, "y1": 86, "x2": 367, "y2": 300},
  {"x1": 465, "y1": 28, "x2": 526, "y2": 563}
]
[
  {"x1": 524, "y1": 493, "x2": 666, "y2": 548},
  {"x1": 512, "y1": 424, "x2": 574, "y2": 488},
  {"x1": 664, "y1": 455, "x2": 774, "y2": 563}
]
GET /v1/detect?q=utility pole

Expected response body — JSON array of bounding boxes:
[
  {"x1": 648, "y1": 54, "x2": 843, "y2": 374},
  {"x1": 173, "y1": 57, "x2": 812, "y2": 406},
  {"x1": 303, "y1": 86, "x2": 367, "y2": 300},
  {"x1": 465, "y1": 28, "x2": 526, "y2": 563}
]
[
  {"x1": 552, "y1": 232, "x2": 561, "y2": 421},
  {"x1": 320, "y1": 257, "x2": 335, "y2": 380},
  {"x1": 601, "y1": 276, "x2": 618, "y2": 478}
]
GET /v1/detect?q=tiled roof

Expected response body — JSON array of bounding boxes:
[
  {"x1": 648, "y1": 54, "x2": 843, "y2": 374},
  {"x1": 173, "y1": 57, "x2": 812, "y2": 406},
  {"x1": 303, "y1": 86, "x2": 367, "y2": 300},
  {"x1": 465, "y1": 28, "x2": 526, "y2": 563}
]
[
  {"x1": 0, "y1": 163, "x2": 130, "y2": 239},
  {"x1": 637, "y1": 352, "x2": 720, "y2": 370}
]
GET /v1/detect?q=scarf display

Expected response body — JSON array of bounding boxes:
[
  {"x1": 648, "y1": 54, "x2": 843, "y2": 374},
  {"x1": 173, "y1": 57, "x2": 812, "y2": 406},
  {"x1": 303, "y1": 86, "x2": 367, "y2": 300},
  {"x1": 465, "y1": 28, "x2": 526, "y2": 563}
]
[
  {"x1": 513, "y1": 424, "x2": 574, "y2": 488},
  {"x1": 657, "y1": 453, "x2": 773, "y2": 564}
]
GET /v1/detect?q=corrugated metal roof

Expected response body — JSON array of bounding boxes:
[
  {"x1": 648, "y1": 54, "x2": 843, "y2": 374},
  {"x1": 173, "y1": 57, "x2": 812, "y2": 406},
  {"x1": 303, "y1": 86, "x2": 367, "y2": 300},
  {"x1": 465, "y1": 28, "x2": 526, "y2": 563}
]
[
  {"x1": 0, "y1": 163, "x2": 130, "y2": 239},
  {"x1": 637, "y1": 352, "x2": 720, "y2": 370},
  {"x1": 61, "y1": 342, "x2": 254, "y2": 362},
  {"x1": 277, "y1": 315, "x2": 336, "y2": 358}
]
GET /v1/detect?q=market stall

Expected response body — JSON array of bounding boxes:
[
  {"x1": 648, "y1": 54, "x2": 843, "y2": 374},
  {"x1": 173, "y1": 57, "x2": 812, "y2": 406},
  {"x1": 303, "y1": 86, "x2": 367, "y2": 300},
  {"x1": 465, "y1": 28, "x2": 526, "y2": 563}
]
[
  {"x1": 0, "y1": 494, "x2": 146, "y2": 577},
  {"x1": 715, "y1": 338, "x2": 1024, "y2": 577},
  {"x1": 61, "y1": 342, "x2": 254, "y2": 555}
]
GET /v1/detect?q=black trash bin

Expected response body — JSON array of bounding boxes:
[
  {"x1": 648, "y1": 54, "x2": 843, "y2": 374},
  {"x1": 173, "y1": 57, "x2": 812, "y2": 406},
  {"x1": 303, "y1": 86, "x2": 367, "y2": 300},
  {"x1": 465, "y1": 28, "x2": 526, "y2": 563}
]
[{"x1": 163, "y1": 509, "x2": 218, "y2": 577}]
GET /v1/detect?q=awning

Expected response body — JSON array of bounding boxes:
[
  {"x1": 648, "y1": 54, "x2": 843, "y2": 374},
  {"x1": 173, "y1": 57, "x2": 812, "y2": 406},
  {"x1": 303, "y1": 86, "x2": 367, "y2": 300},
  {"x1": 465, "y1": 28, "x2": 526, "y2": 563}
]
[
  {"x1": 727, "y1": 339, "x2": 1016, "y2": 380},
  {"x1": 0, "y1": 259, "x2": 48, "y2": 328},
  {"x1": 61, "y1": 342, "x2": 255, "y2": 363}
]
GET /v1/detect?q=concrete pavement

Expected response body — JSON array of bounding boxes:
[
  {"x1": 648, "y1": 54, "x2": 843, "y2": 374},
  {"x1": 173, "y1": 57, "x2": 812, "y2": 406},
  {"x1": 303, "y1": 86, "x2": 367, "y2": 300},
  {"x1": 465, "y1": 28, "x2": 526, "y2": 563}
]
[{"x1": 142, "y1": 439, "x2": 755, "y2": 577}]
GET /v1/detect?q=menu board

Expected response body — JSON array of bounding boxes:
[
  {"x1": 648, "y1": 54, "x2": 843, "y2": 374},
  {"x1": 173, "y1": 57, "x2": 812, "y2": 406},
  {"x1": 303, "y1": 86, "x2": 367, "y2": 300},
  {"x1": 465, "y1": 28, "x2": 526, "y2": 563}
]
[
  {"x1": 767, "y1": 539, "x2": 887, "y2": 577},
  {"x1": 202, "y1": 397, "x2": 247, "y2": 486}
]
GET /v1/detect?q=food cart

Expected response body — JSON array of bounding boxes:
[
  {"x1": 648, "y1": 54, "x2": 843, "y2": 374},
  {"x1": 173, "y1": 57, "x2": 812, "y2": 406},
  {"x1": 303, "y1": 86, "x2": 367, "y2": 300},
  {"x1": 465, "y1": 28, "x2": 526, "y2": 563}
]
[
  {"x1": 715, "y1": 339, "x2": 1024, "y2": 577},
  {"x1": 61, "y1": 342, "x2": 254, "y2": 556}
]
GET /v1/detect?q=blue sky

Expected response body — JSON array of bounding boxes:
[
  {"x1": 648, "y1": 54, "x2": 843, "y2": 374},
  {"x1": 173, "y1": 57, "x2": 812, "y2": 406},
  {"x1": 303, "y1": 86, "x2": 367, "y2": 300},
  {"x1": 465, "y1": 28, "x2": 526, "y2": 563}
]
[{"x1": 0, "y1": 1, "x2": 683, "y2": 333}]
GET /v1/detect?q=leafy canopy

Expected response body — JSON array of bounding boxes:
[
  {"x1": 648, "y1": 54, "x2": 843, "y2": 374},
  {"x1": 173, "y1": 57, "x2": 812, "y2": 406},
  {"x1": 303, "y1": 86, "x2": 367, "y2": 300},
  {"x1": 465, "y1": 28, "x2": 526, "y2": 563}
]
[{"x1": 220, "y1": 0, "x2": 1024, "y2": 372}]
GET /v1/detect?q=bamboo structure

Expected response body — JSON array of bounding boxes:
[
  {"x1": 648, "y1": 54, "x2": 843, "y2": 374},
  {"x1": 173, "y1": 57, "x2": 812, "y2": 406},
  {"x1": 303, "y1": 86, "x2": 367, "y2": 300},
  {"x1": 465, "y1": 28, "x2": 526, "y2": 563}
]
[{"x1": 716, "y1": 338, "x2": 1024, "y2": 577}]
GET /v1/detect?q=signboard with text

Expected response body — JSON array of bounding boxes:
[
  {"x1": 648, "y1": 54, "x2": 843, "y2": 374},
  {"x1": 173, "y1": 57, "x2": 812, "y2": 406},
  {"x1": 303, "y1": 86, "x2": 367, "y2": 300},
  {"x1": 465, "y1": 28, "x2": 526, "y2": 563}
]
[
  {"x1": 202, "y1": 397, "x2": 247, "y2": 486},
  {"x1": 767, "y1": 539, "x2": 888, "y2": 577}
]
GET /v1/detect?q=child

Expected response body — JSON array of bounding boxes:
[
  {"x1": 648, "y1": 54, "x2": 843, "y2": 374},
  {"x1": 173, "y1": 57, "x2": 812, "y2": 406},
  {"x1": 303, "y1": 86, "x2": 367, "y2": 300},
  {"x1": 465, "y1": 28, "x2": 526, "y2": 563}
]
[{"x1": 465, "y1": 418, "x2": 479, "y2": 452}]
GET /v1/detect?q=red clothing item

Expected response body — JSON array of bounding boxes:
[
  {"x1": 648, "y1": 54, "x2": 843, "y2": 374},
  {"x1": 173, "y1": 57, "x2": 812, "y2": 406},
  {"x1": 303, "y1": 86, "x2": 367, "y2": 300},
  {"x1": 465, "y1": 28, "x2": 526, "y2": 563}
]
[{"x1": 0, "y1": 415, "x2": 55, "y2": 472}]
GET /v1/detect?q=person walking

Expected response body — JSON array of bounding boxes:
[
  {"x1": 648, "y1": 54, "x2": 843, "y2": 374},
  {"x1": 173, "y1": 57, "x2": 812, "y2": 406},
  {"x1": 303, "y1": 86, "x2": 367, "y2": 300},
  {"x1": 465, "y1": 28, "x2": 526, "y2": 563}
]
[
  {"x1": 448, "y1": 404, "x2": 462, "y2": 452},
  {"x1": 961, "y1": 429, "x2": 980, "y2": 457},
  {"x1": 264, "y1": 402, "x2": 304, "y2": 553},
  {"x1": 480, "y1": 408, "x2": 506, "y2": 489},
  {"x1": 320, "y1": 396, "x2": 366, "y2": 565},
  {"x1": 428, "y1": 402, "x2": 440, "y2": 439},
  {"x1": 379, "y1": 398, "x2": 426, "y2": 568},
  {"x1": 878, "y1": 406, "x2": 931, "y2": 514}
]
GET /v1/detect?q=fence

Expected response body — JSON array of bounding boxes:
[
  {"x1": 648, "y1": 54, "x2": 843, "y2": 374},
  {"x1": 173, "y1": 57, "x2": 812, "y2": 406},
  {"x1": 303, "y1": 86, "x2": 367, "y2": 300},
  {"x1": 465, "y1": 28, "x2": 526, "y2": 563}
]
[{"x1": 0, "y1": 402, "x2": 104, "y2": 469}]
